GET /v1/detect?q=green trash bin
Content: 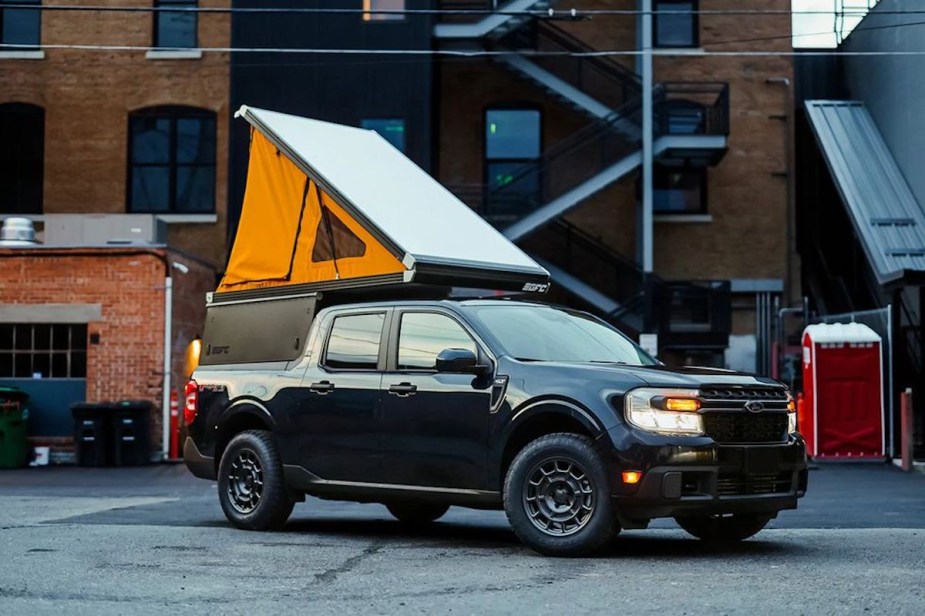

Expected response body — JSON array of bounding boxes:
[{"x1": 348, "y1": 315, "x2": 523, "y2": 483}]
[{"x1": 0, "y1": 387, "x2": 30, "y2": 469}]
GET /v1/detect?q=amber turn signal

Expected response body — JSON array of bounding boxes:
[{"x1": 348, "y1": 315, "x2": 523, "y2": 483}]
[
  {"x1": 787, "y1": 399, "x2": 796, "y2": 412},
  {"x1": 622, "y1": 471, "x2": 643, "y2": 484},
  {"x1": 665, "y1": 398, "x2": 701, "y2": 412}
]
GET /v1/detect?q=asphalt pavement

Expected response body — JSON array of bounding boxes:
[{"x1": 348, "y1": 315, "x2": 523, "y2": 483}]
[{"x1": 1, "y1": 463, "x2": 924, "y2": 614}]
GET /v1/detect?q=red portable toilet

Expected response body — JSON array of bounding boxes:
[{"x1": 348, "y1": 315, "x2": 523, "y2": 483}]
[{"x1": 801, "y1": 323, "x2": 884, "y2": 459}]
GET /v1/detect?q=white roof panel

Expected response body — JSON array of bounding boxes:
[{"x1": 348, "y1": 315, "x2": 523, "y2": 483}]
[
  {"x1": 236, "y1": 106, "x2": 547, "y2": 279},
  {"x1": 804, "y1": 323, "x2": 881, "y2": 344}
]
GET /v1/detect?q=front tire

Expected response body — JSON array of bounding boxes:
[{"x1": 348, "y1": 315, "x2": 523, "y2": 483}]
[
  {"x1": 386, "y1": 502, "x2": 450, "y2": 524},
  {"x1": 503, "y1": 433, "x2": 616, "y2": 557},
  {"x1": 675, "y1": 513, "x2": 772, "y2": 542},
  {"x1": 217, "y1": 430, "x2": 294, "y2": 531}
]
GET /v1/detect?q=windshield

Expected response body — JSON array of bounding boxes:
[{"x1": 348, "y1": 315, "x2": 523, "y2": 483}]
[{"x1": 467, "y1": 304, "x2": 657, "y2": 365}]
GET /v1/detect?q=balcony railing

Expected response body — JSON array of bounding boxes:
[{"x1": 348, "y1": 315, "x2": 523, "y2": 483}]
[
  {"x1": 654, "y1": 82, "x2": 731, "y2": 137},
  {"x1": 501, "y1": 21, "x2": 642, "y2": 114}
]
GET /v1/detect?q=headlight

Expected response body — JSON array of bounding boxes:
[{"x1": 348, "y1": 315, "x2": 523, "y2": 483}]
[
  {"x1": 786, "y1": 392, "x2": 798, "y2": 434},
  {"x1": 624, "y1": 388, "x2": 704, "y2": 436}
]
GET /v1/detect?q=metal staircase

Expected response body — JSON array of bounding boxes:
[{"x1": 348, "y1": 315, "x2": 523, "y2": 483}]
[
  {"x1": 434, "y1": 0, "x2": 562, "y2": 40},
  {"x1": 437, "y1": 4, "x2": 730, "y2": 334}
]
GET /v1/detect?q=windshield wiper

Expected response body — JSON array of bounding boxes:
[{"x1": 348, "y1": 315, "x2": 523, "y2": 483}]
[{"x1": 588, "y1": 360, "x2": 628, "y2": 365}]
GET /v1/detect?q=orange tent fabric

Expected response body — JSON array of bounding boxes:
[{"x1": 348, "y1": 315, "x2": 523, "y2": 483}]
[{"x1": 219, "y1": 130, "x2": 404, "y2": 291}]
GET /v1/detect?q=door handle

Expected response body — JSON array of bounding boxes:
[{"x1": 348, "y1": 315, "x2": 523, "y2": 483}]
[
  {"x1": 309, "y1": 380, "x2": 335, "y2": 394},
  {"x1": 388, "y1": 382, "x2": 417, "y2": 397}
]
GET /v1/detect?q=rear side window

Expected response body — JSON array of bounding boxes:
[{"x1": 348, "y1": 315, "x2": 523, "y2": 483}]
[
  {"x1": 398, "y1": 313, "x2": 477, "y2": 370},
  {"x1": 324, "y1": 313, "x2": 385, "y2": 370}
]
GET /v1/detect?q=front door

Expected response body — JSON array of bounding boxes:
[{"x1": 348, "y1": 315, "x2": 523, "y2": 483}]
[
  {"x1": 296, "y1": 311, "x2": 387, "y2": 482},
  {"x1": 378, "y1": 311, "x2": 493, "y2": 489}
]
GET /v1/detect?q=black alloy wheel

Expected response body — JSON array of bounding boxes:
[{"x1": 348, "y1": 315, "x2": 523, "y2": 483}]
[
  {"x1": 504, "y1": 433, "x2": 617, "y2": 557},
  {"x1": 217, "y1": 430, "x2": 294, "y2": 531}
]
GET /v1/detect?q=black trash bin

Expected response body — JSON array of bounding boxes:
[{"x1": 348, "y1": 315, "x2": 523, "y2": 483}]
[
  {"x1": 111, "y1": 400, "x2": 153, "y2": 466},
  {"x1": 71, "y1": 402, "x2": 113, "y2": 467}
]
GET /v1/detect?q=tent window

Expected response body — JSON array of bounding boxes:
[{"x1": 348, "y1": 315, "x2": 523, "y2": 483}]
[
  {"x1": 0, "y1": 0, "x2": 41, "y2": 48},
  {"x1": 0, "y1": 103, "x2": 44, "y2": 215},
  {"x1": 312, "y1": 208, "x2": 367, "y2": 262},
  {"x1": 154, "y1": 0, "x2": 198, "y2": 48},
  {"x1": 128, "y1": 106, "x2": 216, "y2": 213}
]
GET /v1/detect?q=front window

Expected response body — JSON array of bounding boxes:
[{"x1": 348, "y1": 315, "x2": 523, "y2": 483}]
[
  {"x1": 0, "y1": 0, "x2": 41, "y2": 48},
  {"x1": 0, "y1": 102, "x2": 44, "y2": 214},
  {"x1": 363, "y1": 0, "x2": 405, "y2": 22},
  {"x1": 654, "y1": 0, "x2": 698, "y2": 48},
  {"x1": 397, "y1": 313, "x2": 477, "y2": 370},
  {"x1": 362, "y1": 118, "x2": 405, "y2": 152},
  {"x1": 485, "y1": 108, "x2": 542, "y2": 214},
  {"x1": 128, "y1": 106, "x2": 216, "y2": 213},
  {"x1": 653, "y1": 166, "x2": 706, "y2": 214},
  {"x1": 324, "y1": 313, "x2": 386, "y2": 370},
  {"x1": 154, "y1": 0, "x2": 197, "y2": 48},
  {"x1": 467, "y1": 305, "x2": 656, "y2": 365}
]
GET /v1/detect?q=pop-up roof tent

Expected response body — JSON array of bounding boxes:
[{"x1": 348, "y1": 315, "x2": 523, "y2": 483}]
[
  {"x1": 199, "y1": 107, "x2": 549, "y2": 366},
  {"x1": 219, "y1": 106, "x2": 549, "y2": 298}
]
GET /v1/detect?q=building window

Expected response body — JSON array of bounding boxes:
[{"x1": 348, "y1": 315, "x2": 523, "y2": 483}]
[
  {"x1": 0, "y1": 324, "x2": 88, "y2": 379},
  {"x1": 653, "y1": 166, "x2": 707, "y2": 214},
  {"x1": 0, "y1": 103, "x2": 44, "y2": 215},
  {"x1": 362, "y1": 118, "x2": 405, "y2": 152},
  {"x1": 128, "y1": 106, "x2": 216, "y2": 213},
  {"x1": 324, "y1": 313, "x2": 386, "y2": 370},
  {"x1": 363, "y1": 0, "x2": 405, "y2": 22},
  {"x1": 154, "y1": 0, "x2": 197, "y2": 48},
  {"x1": 0, "y1": 0, "x2": 41, "y2": 48},
  {"x1": 653, "y1": 0, "x2": 698, "y2": 48},
  {"x1": 484, "y1": 108, "x2": 541, "y2": 213}
]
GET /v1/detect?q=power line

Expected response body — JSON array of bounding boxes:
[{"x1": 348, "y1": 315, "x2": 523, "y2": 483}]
[
  {"x1": 0, "y1": 3, "x2": 912, "y2": 17},
  {"x1": 5, "y1": 42, "x2": 925, "y2": 57}
]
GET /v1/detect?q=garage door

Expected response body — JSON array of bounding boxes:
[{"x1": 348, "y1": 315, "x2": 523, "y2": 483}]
[{"x1": 0, "y1": 323, "x2": 88, "y2": 437}]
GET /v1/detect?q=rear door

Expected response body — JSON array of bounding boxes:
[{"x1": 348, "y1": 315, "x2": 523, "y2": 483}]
[
  {"x1": 378, "y1": 310, "x2": 494, "y2": 489},
  {"x1": 295, "y1": 310, "x2": 389, "y2": 482}
]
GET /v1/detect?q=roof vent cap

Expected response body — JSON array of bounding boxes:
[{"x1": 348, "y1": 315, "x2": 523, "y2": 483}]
[{"x1": 0, "y1": 217, "x2": 38, "y2": 246}]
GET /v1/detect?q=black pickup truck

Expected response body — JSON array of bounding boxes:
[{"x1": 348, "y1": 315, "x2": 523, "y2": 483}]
[{"x1": 184, "y1": 298, "x2": 807, "y2": 556}]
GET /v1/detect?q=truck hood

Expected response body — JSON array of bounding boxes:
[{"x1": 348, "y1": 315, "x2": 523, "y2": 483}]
[{"x1": 508, "y1": 360, "x2": 782, "y2": 390}]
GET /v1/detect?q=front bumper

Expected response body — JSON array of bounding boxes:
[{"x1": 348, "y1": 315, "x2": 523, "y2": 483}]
[{"x1": 605, "y1": 433, "x2": 808, "y2": 523}]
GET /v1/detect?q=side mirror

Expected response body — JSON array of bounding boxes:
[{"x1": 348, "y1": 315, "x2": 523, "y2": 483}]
[{"x1": 435, "y1": 348, "x2": 481, "y2": 374}]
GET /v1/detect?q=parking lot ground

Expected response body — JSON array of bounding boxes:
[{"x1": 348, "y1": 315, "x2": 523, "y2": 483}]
[{"x1": 1, "y1": 463, "x2": 924, "y2": 614}]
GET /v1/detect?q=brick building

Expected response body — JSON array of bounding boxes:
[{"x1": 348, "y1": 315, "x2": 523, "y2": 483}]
[
  {"x1": 0, "y1": 0, "x2": 231, "y2": 266},
  {"x1": 0, "y1": 1, "x2": 226, "y2": 459},
  {"x1": 0, "y1": 240, "x2": 215, "y2": 460},
  {"x1": 433, "y1": 0, "x2": 797, "y2": 373}
]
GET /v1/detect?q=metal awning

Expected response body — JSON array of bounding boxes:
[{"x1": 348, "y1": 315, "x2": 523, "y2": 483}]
[{"x1": 805, "y1": 100, "x2": 925, "y2": 285}]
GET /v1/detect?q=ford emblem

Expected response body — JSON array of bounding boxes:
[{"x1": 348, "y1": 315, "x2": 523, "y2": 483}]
[{"x1": 745, "y1": 400, "x2": 764, "y2": 413}]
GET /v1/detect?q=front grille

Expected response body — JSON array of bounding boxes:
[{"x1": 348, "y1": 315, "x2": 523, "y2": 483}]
[
  {"x1": 717, "y1": 472, "x2": 793, "y2": 496},
  {"x1": 702, "y1": 412, "x2": 789, "y2": 444},
  {"x1": 700, "y1": 386, "x2": 788, "y2": 402}
]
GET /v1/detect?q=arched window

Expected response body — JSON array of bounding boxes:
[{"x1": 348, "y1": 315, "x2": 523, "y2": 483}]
[
  {"x1": 0, "y1": 102, "x2": 44, "y2": 214},
  {"x1": 128, "y1": 106, "x2": 216, "y2": 213}
]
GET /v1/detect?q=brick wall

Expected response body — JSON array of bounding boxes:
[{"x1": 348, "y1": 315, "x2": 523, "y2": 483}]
[
  {"x1": 0, "y1": 0, "x2": 231, "y2": 267},
  {"x1": 0, "y1": 247, "x2": 216, "y2": 452}
]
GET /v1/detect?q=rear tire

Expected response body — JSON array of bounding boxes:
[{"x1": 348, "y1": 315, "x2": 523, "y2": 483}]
[
  {"x1": 675, "y1": 513, "x2": 772, "y2": 542},
  {"x1": 217, "y1": 430, "x2": 294, "y2": 531},
  {"x1": 503, "y1": 433, "x2": 616, "y2": 557},
  {"x1": 386, "y1": 502, "x2": 450, "y2": 524}
]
